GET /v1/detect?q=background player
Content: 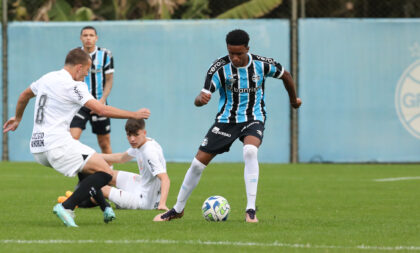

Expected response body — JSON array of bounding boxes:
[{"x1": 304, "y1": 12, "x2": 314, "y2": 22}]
[
  {"x1": 3, "y1": 48, "x2": 150, "y2": 227},
  {"x1": 154, "y1": 29, "x2": 302, "y2": 223},
  {"x1": 70, "y1": 26, "x2": 114, "y2": 155}
]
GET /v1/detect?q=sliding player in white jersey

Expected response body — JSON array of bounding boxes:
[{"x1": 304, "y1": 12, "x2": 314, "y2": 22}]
[
  {"x1": 100, "y1": 119, "x2": 170, "y2": 210},
  {"x1": 69, "y1": 119, "x2": 170, "y2": 210},
  {"x1": 3, "y1": 48, "x2": 150, "y2": 227}
]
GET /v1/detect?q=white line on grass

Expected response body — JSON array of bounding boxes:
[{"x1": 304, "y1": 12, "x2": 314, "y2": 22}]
[
  {"x1": 1, "y1": 239, "x2": 420, "y2": 251},
  {"x1": 373, "y1": 176, "x2": 420, "y2": 182}
]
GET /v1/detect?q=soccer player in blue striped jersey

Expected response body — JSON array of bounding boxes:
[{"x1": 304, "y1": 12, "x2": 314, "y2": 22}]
[
  {"x1": 70, "y1": 26, "x2": 115, "y2": 155},
  {"x1": 154, "y1": 29, "x2": 302, "y2": 223}
]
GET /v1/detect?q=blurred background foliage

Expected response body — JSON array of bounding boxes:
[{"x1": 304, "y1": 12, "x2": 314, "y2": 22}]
[{"x1": 3, "y1": 0, "x2": 420, "y2": 21}]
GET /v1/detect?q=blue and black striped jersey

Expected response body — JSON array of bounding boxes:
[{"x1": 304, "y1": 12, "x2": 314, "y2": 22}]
[
  {"x1": 83, "y1": 46, "x2": 114, "y2": 100},
  {"x1": 203, "y1": 53, "x2": 284, "y2": 123}
]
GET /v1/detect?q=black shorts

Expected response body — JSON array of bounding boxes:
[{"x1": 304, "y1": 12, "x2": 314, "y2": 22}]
[
  {"x1": 70, "y1": 106, "x2": 111, "y2": 135},
  {"x1": 199, "y1": 120, "x2": 265, "y2": 155}
]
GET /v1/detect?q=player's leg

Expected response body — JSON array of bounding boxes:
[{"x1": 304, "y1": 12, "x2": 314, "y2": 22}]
[
  {"x1": 91, "y1": 115, "x2": 112, "y2": 154},
  {"x1": 154, "y1": 122, "x2": 236, "y2": 221},
  {"x1": 243, "y1": 136, "x2": 261, "y2": 223},
  {"x1": 62, "y1": 153, "x2": 116, "y2": 223},
  {"x1": 240, "y1": 121, "x2": 264, "y2": 223},
  {"x1": 70, "y1": 107, "x2": 89, "y2": 140},
  {"x1": 70, "y1": 128, "x2": 83, "y2": 140}
]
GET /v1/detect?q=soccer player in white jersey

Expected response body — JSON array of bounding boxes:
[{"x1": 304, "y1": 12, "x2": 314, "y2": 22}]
[
  {"x1": 3, "y1": 48, "x2": 150, "y2": 227},
  {"x1": 154, "y1": 29, "x2": 301, "y2": 223},
  {"x1": 71, "y1": 119, "x2": 170, "y2": 210},
  {"x1": 100, "y1": 119, "x2": 170, "y2": 210}
]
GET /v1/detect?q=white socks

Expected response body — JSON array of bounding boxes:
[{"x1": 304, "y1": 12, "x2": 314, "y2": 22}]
[
  {"x1": 174, "y1": 157, "x2": 206, "y2": 213},
  {"x1": 243, "y1": 144, "x2": 259, "y2": 211}
]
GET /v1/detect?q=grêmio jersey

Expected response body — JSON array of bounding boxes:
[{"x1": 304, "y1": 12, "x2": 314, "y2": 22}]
[
  {"x1": 202, "y1": 53, "x2": 284, "y2": 123},
  {"x1": 29, "y1": 69, "x2": 94, "y2": 153},
  {"x1": 83, "y1": 46, "x2": 114, "y2": 100}
]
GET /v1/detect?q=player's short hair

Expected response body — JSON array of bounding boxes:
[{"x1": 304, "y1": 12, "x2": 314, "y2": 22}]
[
  {"x1": 125, "y1": 119, "x2": 146, "y2": 135},
  {"x1": 80, "y1": 25, "x2": 97, "y2": 35},
  {"x1": 64, "y1": 48, "x2": 91, "y2": 66},
  {"x1": 226, "y1": 29, "x2": 250, "y2": 47}
]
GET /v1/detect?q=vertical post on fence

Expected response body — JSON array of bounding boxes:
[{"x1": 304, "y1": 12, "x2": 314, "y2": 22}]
[
  {"x1": 2, "y1": 0, "x2": 8, "y2": 161},
  {"x1": 290, "y1": 0, "x2": 299, "y2": 163}
]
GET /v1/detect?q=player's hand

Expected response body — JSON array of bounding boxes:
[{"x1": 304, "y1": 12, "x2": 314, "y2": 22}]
[
  {"x1": 3, "y1": 116, "x2": 20, "y2": 133},
  {"x1": 135, "y1": 108, "x2": 150, "y2": 119},
  {"x1": 157, "y1": 204, "x2": 169, "y2": 211},
  {"x1": 291, "y1": 98, "x2": 302, "y2": 109},
  {"x1": 201, "y1": 92, "x2": 211, "y2": 105}
]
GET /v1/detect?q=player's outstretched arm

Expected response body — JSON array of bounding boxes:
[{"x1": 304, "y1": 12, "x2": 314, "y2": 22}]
[
  {"x1": 100, "y1": 152, "x2": 133, "y2": 164},
  {"x1": 3, "y1": 87, "x2": 35, "y2": 133},
  {"x1": 156, "y1": 173, "x2": 170, "y2": 211},
  {"x1": 281, "y1": 70, "x2": 302, "y2": 109},
  {"x1": 194, "y1": 91, "x2": 212, "y2": 107},
  {"x1": 84, "y1": 99, "x2": 150, "y2": 119}
]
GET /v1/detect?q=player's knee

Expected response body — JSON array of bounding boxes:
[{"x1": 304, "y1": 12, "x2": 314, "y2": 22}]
[
  {"x1": 190, "y1": 157, "x2": 206, "y2": 175},
  {"x1": 243, "y1": 144, "x2": 258, "y2": 160}
]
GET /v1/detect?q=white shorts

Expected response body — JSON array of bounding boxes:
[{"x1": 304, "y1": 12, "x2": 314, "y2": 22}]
[
  {"x1": 109, "y1": 171, "x2": 157, "y2": 210},
  {"x1": 33, "y1": 139, "x2": 95, "y2": 177}
]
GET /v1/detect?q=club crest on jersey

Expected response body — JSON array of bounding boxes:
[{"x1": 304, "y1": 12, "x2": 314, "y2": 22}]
[
  {"x1": 226, "y1": 74, "x2": 238, "y2": 87},
  {"x1": 252, "y1": 74, "x2": 261, "y2": 82}
]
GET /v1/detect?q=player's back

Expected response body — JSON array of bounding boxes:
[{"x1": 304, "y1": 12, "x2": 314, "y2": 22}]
[{"x1": 30, "y1": 69, "x2": 93, "y2": 153}]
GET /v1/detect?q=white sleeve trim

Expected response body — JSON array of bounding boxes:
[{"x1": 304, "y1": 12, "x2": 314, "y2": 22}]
[{"x1": 201, "y1": 89, "x2": 211, "y2": 94}]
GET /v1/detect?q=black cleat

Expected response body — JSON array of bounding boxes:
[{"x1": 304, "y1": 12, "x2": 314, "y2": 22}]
[{"x1": 153, "y1": 208, "x2": 184, "y2": 221}]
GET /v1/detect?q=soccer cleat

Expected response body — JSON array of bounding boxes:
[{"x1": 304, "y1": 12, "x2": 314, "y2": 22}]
[
  {"x1": 53, "y1": 203, "x2": 78, "y2": 227},
  {"x1": 153, "y1": 208, "x2": 184, "y2": 221},
  {"x1": 103, "y1": 207, "x2": 116, "y2": 223},
  {"x1": 245, "y1": 209, "x2": 258, "y2": 223}
]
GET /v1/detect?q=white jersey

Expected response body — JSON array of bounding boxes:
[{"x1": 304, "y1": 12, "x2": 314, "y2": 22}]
[
  {"x1": 126, "y1": 138, "x2": 167, "y2": 209},
  {"x1": 30, "y1": 69, "x2": 94, "y2": 153}
]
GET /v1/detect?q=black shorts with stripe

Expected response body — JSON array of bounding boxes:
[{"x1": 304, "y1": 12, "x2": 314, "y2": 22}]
[
  {"x1": 70, "y1": 106, "x2": 111, "y2": 135},
  {"x1": 199, "y1": 120, "x2": 265, "y2": 154}
]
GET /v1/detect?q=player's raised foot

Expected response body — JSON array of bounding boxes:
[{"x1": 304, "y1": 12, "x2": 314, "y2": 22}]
[
  {"x1": 245, "y1": 209, "x2": 258, "y2": 223},
  {"x1": 153, "y1": 208, "x2": 184, "y2": 221},
  {"x1": 103, "y1": 207, "x2": 116, "y2": 223},
  {"x1": 53, "y1": 203, "x2": 78, "y2": 227}
]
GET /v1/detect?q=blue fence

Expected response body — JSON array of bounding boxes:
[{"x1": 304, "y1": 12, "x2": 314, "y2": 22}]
[
  {"x1": 2, "y1": 20, "x2": 291, "y2": 162},
  {"x1": 299, "y1": 19, "x2": 420, "y2": 162},
  {"x1": 3, "y1": 19, "x2": 420, "y2": 163}
]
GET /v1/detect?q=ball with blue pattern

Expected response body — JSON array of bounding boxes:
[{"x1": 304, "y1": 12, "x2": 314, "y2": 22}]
[{"x1": 201, "y1": 196, "x2": 230, "y2": 221}]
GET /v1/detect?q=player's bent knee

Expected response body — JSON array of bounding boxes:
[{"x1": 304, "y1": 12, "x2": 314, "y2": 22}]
[{"x1": 243, "y1": 144, "x2": 258, "y2": 160}]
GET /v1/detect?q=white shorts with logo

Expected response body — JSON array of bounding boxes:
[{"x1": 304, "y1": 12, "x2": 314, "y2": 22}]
[
  {"x1": 109, "y1": 171, "x2": 158, "y2": 210},
  {"x1": 32, "y1": 139, "x2": 95, "y2": 177}
]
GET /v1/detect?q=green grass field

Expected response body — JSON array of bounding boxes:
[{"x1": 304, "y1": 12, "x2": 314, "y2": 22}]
[{"x1": 1, "y1": 162, "x2": 420, "y2": 252}]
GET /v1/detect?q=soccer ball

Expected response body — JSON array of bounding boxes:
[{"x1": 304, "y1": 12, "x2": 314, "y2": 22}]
[{"x1": 201, "y1": 196, "x2": 230, "y2": 221}]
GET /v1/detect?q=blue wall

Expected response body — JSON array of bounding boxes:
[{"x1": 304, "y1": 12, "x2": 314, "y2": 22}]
[
  {"x1": 3, "y1": 20, "x2": 291, "y2": 162},
  {"x1": 299, "y1": 19, "x2": 420, "y2": 162}
]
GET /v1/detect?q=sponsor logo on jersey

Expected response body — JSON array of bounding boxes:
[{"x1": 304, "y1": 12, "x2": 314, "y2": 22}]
[
  {"x1": 73, "y1": 86, "x2": 83, "y2": 100},
  {"x1": 252, "y1": 74, "x2": 261, "y2": 82},
  {"x1": 31, "y1": 132, "x2": 45, "y2": 147},
  {"x1": 208, "y1": 59, "x2": 226, "y2": 75},
  {"x1": 255, "y1": 55, "x2": 275, "y2": 64},
  {"x1": 147, "y1": 159, "x2": 155, "y2": 172}
]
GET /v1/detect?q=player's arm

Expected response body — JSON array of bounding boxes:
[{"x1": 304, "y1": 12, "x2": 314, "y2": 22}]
[
  {"x1": 281, "y1": 70, "x2": 302, "y2": 109},
  {"x1": 99, "y1": 73, "x2": 113, "y2": 104},
  {"x1": 100, "y1": 152, "x2": 133, "y2": 164},
  {"x1": 156, "y1": 172, "x2": 170, "y2": 211},
  {"x1": 3, "y1": 87, "x2": 35, "y2": 133},
  {"x1": 84, "y1": 99, "x2": 150, "y2": 119},
  {"x1": 194, "y1": 90, "x2": 212, "y2": 107}
]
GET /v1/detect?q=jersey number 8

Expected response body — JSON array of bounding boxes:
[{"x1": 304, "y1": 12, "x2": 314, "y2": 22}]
[{"x1": 35, "y1": 94, "x2": 47, "y2": 124}]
